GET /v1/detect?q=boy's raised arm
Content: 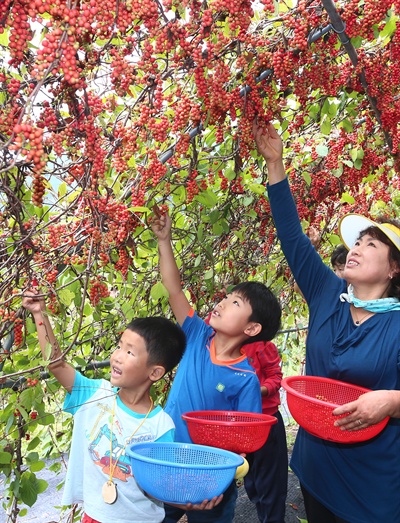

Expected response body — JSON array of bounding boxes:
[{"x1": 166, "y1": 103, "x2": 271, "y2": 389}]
[
  {"x1": 22, "y1": 288, "x2": 76, "y2": 392},
  {"x1": 151, "y1": 211, "x2": 191, "y2": 326}
]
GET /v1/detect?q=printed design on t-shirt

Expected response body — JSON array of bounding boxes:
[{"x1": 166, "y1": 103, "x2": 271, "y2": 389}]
[
  {"x1": 216, "y1": 382, "x2": 225, "y2": 392},
  {"x1": 87, "y1": 403, "x2": 153, "y2": 482}
]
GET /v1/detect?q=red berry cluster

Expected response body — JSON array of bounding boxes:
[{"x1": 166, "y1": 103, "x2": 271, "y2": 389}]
[
  {"x1": 89, "y1": 279, "x2": 110, "y2": 307},
  {"x1": 13, "y1": 318, "x2": 24, "y2": 347},
  {"x1": 11, "y1": 123, "x2": 47, "y2": 206}
]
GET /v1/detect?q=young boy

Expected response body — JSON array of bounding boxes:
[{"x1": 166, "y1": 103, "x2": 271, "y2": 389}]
[
  {"x1": 330, "y1": 244, "x2": 348, "y2": 278},
  {"x1": 151, "y1": 211, "x2": 282, "y2": 522},
  {"x1": 22, "y1": 288, "x2": 220, "y2": 523}
]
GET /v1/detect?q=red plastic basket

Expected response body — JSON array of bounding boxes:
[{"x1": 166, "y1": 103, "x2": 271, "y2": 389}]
[
  {"x1": 281, "y1": 376, "x2": 390, "y2": 443},
  {"x1": 182, "y1": 410, "x2": 277, "y2": 453}
]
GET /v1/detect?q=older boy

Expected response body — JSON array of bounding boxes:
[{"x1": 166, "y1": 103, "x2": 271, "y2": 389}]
[{"x1": 151, "y1": 211, "x2": 282, "y2": 522}]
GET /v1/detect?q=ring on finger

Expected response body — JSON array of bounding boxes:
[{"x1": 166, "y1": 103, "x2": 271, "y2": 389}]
[{"x1": 357, "y1": 419, "x2": 362, "y2": 426}]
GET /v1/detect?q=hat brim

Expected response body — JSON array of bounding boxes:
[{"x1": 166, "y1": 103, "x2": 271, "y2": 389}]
[{"x1": 339, "y1": 214, "x2": 400, "y2": 251}]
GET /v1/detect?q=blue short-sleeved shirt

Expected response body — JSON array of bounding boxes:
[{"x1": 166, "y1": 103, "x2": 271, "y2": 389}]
[{"x1": 165, "y1": 309, "x2": 262, "y2": 442}]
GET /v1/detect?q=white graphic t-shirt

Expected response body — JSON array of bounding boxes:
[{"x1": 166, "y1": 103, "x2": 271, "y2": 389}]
[{"x1": 62, "y1": 372, "x2": 174, "y2": 523}]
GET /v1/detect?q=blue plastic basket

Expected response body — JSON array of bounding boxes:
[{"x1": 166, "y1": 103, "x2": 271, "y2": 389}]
[{"x1": 126, "y1": 441, "x2": 243, "y2": 504}]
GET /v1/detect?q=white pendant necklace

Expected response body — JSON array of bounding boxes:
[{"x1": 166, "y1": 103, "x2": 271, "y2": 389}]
[{"x1": 102, "y1": 480, "x2": 118, "y2": 504}]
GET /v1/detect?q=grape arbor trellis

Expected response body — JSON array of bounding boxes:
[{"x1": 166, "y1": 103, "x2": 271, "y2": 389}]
[{"x1": 1, "y1": 0, "x2": 400, "y2": 518}]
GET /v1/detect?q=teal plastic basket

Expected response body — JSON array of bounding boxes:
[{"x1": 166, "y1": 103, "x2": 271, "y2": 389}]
[{"x1": 127, "y1": 441, "x2": 243, "y2": 504}]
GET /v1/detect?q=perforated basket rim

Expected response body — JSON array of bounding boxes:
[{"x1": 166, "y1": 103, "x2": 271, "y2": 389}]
[
  {"x1": 281, "y1": 375, "x2": 372, "y2": 409},
  {"x1": 126, "y1": 441, "x2": 244, "y2": 470},
  {"x1": 181, "y1": 410, "x2": 278, "y2": 427}
]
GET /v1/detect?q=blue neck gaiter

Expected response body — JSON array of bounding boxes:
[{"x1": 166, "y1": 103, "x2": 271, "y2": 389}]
[{"x1": 340, "y1": 284, "x2": 400, "y2": 312}]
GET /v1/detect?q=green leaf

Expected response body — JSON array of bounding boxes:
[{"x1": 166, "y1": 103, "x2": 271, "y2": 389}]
[
  {"x1": 342, "y1": 159, "x2": 353, "y2": 167},
  {"x1": 0, "y1": 451, "x2": 12, "y2": 464},
  {"x1": 316, "y1": 144, "x2": 329, "y2": 157},
  {"x1": 354, "y1": 159, "x2": 363, "y2": 170},
  {"x1": 127, "y1": 155, "x2": 137, "y2": 167},
  {"x1": 329, "y1": 234, "x2": 342, "y2": 245},
  {"x1": 209, "y1": 210, "x2": 221, "y2": 224},
  {"x1": 49, "y1": 461, "x2": 62, "y2": 473},
  {"x1": 58, "y1": 289, "x2": 75, "y2": 307},
  {"x1": 245, "y1": 209, "x2": 258, "y2": 219},
  {"x1": 83, "y1": 302, "x2": 93, "y2": 316},
  {"x1": 320, "y1": 117, "x2": 332, "y2": 135},
  {"x1": 379, "y1": 15, "x2": 397, "y2": 39},
  {"x1": 17, "y1": 405, "x2": 29, "y2": 420},
  {"x1": 44, "y1": 341, "x2": 53, "y2": 361},
  {"x1": 302, "y1": 172, "x2": 312, "y2": 186},
  {"x1": 37, "y1": 479, "x2": 48, "y2": 494},
  {"x1": 286, "y1": 314, "x2": 295, "y2": 326},
  {"x1": 350, "y1": 148, "x2": 360, "y2": 162},
  {"x1": 194, "y1": 189, "x2": 218, "y2": 208},
  {"x1": 74, "y1": 356, "x2": 88, "y2": 368},
  {"x1": 242, "y1": 196, "x2": 254, "y2": 206},
  {"x1": 19, "y1": 471, "x2": 41, "y2": 507},
  {"x1": 221, "y1": 220, "x2": 230, "y2": 233},
  {"x1": 26, "y1": 452, "x2": 39, "y2": 463},
  {"x1": 224, "y1": 168, "x2": 236, "y2": 181},
  {"x1": 204, "y1": 269, "x2": 214, "y2": 280},
  {"x1": 27, "y1": 437, "x2": 41, "y2": 451},
  {"x1": 19, "y1": 387, "x2": 35, "y2": 412},
  {"x1": 197, "y1": 225, "x2": 204, "y2": 242},
  {"x1": 194, "y1": 254, "x2": 202, "y2": 267},
  {"x1": 29, "y1": 460, "x2": 46, "y2": 473},
  {"x1": 0, "y1": 31, "x2": 9, "y2": 45},
  {"x1": 37, "y1": 414, "x2": 55, "y2": 426},
  {"x1": 248, "y1": 183, "x2": 266, "y2": 195},
  {"x1": 212, "y1": 223, "x2": 223, "y2": 236},
  {"x1": 150, "y1": 281, "x2": 169, "y2": 301},
  {"x1": 129, "y1": 206, "x2": 151, "y2": 214},
  {"x1": 339, "y1": 118, "x2": 354, "y2": 132},
  {"x1": 57, "y1": 182, "x2": 67, "y2": 198},
  {"x1": 351, "y1": 35, "x2": 363, "y2": 48},
  {"x1": 341, "y1": 192, "x2": 355, "y2": 204}
]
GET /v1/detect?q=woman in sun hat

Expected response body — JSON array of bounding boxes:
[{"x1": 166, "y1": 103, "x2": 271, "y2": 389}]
[{"x1": 252, "y1": 120, "x2": 400, "y2": 523}]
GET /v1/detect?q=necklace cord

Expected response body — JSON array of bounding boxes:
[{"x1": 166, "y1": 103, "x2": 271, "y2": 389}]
[
  {"x1": 352, "y1": 305, "x2": 373, "y2": 325},
  {"x1": 108, "y1": 394, "x2": 154, "y2": 483}
]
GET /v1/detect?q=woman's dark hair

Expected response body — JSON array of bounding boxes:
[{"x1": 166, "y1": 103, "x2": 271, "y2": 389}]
[
  {"x1": 231, "y1": 281, "x2": 282, "y2": 343},
  {"x1": 360, "y1": 217, "x2": 400, "y2": 299},
  {"x1": 126, "y1": 317, "x2": 186, "y2": 374}
]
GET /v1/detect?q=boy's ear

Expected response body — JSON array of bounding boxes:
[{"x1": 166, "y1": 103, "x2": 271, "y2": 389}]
[
  {"x1": 149, "y1": 365, "x2": 166, "y2": 382},
  {"x1": 244, "y1": 322, "x2": 262, "y2": 338}
]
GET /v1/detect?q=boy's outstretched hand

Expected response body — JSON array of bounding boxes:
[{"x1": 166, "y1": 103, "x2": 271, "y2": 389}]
[
  {"x1": 22, "y1": 287, "x2": 45, "y2": 315},
  {"x1": 151, "y1": 208, "x2": 172, "y2": 242}
]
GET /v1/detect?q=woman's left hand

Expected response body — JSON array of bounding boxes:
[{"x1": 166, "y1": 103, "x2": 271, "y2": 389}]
[{"x1": 333, "y1": 390, "x2": 395, "y2": 430}]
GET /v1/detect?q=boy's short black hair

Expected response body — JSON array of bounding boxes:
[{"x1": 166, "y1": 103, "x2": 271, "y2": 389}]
[
  {"x1": 231, "y1": 281, "x2": 281, "y2": 343},
  {"x1": 330, "y1": 244, "x2": 348, "y2": 268},
  {"x1": 126, "y1": 317, "x2": 186, "y2": 374}
]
